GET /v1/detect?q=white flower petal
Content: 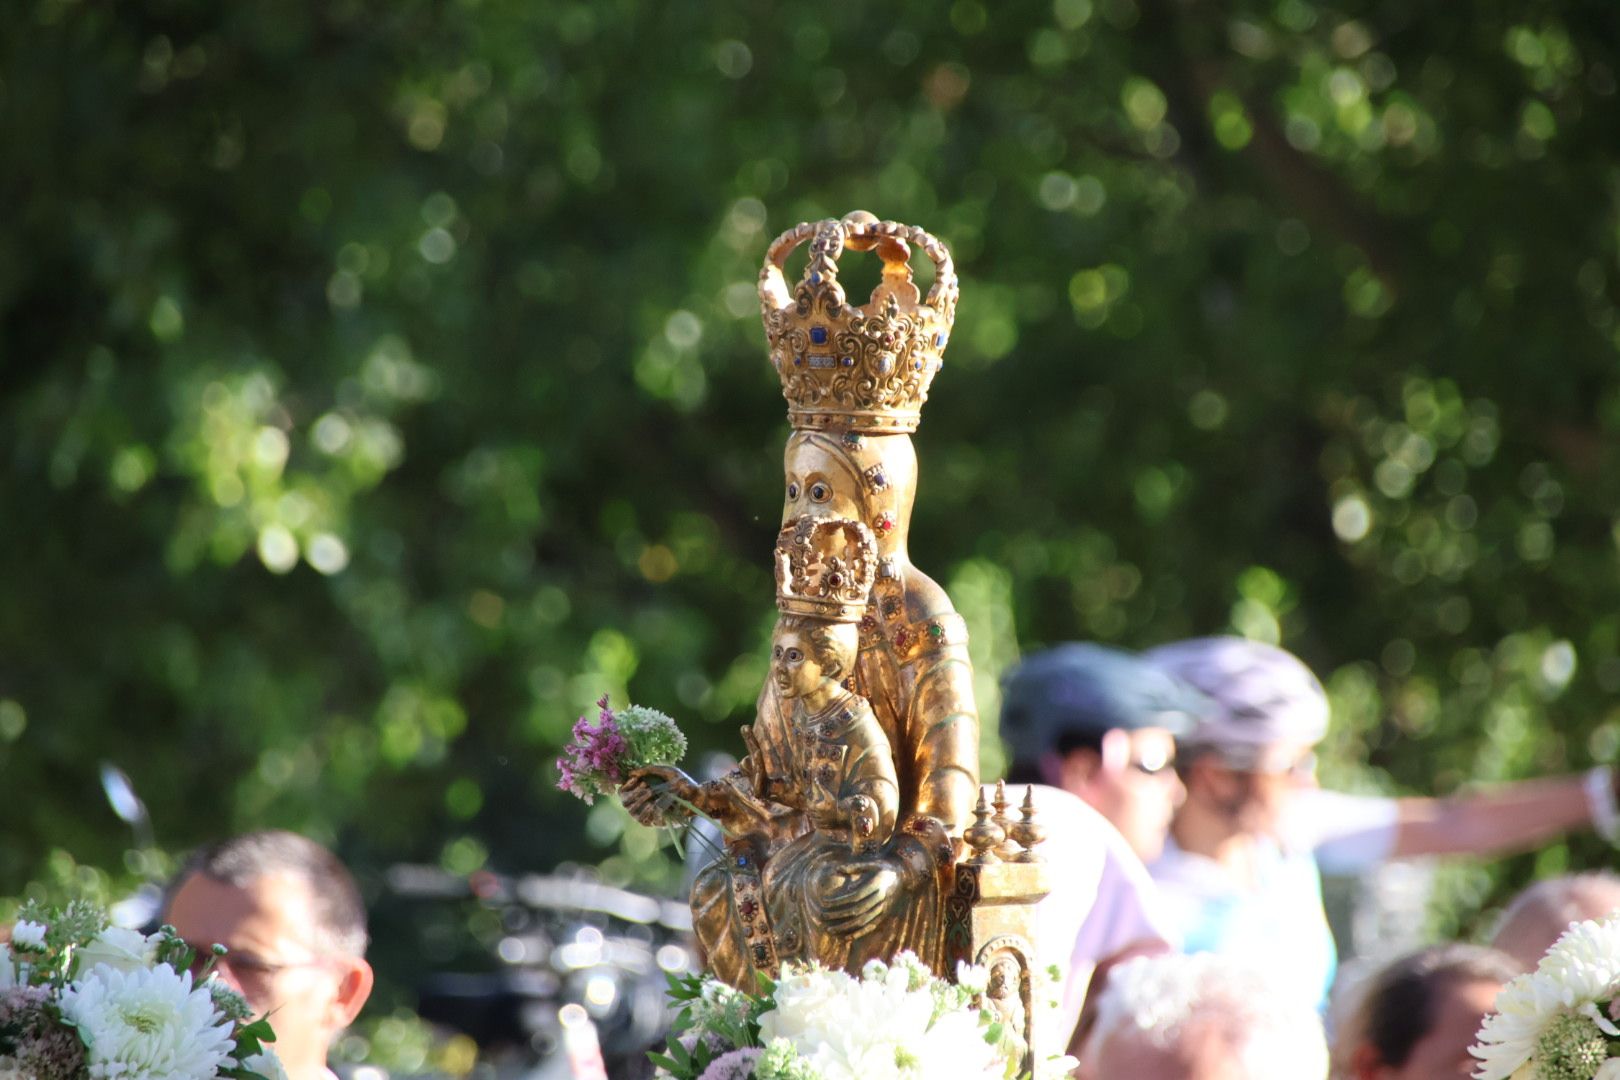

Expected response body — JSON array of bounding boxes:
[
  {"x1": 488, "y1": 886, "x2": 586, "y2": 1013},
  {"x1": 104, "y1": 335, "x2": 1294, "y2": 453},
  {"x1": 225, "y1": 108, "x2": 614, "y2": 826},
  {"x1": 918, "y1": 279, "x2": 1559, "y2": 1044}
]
[{"x1": 60, "y1": 963, "x2": 236, "y2": 1080}]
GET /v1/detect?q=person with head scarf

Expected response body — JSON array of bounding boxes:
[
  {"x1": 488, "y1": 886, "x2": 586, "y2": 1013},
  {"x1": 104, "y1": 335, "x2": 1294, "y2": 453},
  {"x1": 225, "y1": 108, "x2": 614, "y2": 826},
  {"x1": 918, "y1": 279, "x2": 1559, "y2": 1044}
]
[
  {"x1": 1145, "y1": 636, "x2": 1616, "y2": 1011},
  {"x1": 997, "y1": 644, "x2": 1214, "y2": 1057}
]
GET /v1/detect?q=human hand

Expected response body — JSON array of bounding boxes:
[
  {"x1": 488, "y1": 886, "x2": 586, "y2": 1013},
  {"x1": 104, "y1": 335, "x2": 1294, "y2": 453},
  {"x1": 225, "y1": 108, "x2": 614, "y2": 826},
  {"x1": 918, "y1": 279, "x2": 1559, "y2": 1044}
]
[
  {"x1": 817, "y1": 861, "x2": 900, "y2": 936},
  {"x1": 620, "y1": 766, "x2": 699, "y2": 827}
]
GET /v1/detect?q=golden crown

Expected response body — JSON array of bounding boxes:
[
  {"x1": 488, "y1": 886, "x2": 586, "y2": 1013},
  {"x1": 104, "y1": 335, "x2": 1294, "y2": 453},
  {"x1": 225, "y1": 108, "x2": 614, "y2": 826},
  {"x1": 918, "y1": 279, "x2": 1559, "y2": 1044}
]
[
  {"x1": 774, "y1": 516, "x2": 878, "y2": 622},
  {"x1": 759, "y1": 211, "x2": 959, "y2": 434}
]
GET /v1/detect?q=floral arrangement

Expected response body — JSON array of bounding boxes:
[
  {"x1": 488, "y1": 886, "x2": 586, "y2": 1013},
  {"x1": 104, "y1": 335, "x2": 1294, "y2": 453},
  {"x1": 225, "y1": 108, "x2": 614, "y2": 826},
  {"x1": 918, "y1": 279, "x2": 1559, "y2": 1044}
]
[
  {"x1": 556, "y1": 695, "x2": 687, "y2": 804},
  {"x1": 1472, "y1": 912, "x2": 1620, "y2": 1079},
  {"x1": 1, "y1": 901, "x2": 281, "y2": 1080},
  {"x1": 650, "y1": 952, "x2": 1070, "y2": 1080}
]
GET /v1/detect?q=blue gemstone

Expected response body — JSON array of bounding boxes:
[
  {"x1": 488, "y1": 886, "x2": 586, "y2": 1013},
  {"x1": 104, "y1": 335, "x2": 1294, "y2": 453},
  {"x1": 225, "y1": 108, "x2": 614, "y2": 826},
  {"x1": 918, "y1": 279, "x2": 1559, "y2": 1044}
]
[
  {"x1": 840, "y1": 356, "x2": 854, "y2": 367},
  {"x1": 736, "y1": 856, "x2": 748, "y2": 867},
  {"x1": 809, "y1": 272, "x2": 821, "y2": 285},
  {"x1": 795, "y1": 355, "x2": 804, "y2": 366},
  {"x1": 914, "y1": 360, "x2": 923, "y2": 370},
  {"x1": 810, "y1": 326, "x2": 828, "y2": 345},
  {"x1": 935, "y1": 332, "x2": 947, "y2": 348}
]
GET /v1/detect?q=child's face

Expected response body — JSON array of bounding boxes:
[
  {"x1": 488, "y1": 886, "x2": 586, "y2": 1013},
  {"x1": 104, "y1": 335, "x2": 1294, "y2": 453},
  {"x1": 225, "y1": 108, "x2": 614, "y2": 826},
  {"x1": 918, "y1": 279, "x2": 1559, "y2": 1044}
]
[{"x1": 772, "y1": 625, "x2": 827, "y2": 699}]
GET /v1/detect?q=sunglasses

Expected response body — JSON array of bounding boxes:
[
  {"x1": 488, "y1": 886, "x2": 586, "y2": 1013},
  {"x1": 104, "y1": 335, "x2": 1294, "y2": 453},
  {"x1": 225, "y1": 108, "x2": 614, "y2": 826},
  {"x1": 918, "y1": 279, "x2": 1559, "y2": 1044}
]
[{"x1": 1127, "y1": 745, "x2": 1178, "y2": 777}]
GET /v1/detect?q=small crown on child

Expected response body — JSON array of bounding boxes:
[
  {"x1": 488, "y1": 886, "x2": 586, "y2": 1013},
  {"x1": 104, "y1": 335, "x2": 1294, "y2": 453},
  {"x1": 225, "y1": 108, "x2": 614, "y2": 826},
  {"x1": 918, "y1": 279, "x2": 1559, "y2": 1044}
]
[
  {"x1": 759, "y1": 211, "x2": 958, "y2": 435},
  {"x1": 775, "y1": 517, "x2": 878, "y2": 622}
]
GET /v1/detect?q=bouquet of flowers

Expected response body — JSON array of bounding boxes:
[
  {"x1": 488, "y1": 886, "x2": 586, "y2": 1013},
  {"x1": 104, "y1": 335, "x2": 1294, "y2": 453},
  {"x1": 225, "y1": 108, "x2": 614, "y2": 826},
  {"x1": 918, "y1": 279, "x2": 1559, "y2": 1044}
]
[
  {"x1": 650, "y1": 952, "x2": 1071, "y2": 1080},
  {"x1": 1, "y1": 901, "x2": 282, "y2": 1080},
  {"x1": 1472, "y1": 913, "x2": 1620, "y2": 1079},
  {"x1": 556, "y1": 695, "x2": 687, "y2": 805}
]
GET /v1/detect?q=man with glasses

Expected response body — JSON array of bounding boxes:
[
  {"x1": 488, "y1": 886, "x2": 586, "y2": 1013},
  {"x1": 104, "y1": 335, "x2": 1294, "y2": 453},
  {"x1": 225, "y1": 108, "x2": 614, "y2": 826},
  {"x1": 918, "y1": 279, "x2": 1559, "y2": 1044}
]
[
  {"x1": 164, "y1": 831, "x2": 375, "y2": 1080},
  {"x1": 998, "y1": 643, "x2": 1215, "y2": 1056},
  {"x1": 1146, "y1": 636, "x2": 1618, "y2": 1012},
  {"x1": 1002, "y1": 642, "x2": 1209, "y2": 863}
]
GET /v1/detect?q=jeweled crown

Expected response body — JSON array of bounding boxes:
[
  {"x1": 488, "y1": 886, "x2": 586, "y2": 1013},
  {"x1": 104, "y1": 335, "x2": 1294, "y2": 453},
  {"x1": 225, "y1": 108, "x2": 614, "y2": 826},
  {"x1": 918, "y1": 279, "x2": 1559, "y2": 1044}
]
[
  {"x1": 774, "y1": 517, "x2": 878, "y2": 623},
  {"x1": 759, "y1": 211, "x2": 959, "y2": 434}
]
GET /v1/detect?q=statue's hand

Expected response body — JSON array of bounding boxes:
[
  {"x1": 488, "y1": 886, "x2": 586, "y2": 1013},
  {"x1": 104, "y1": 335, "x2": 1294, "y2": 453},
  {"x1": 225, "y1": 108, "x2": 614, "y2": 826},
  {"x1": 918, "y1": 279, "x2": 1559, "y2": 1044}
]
[
  {"x1": 620, "y1": 766, "x2": 699, "y2": 827},
  {"x1": 817, "y1": 861, "x2": 901, "y2": 936}
]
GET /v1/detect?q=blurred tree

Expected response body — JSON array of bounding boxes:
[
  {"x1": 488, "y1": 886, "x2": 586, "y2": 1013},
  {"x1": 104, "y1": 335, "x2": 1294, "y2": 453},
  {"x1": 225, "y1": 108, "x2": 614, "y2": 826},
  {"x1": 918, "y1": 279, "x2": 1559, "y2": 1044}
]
[{"x1": 2, "y1": 0, "x2": 1618, "y2": 1016}]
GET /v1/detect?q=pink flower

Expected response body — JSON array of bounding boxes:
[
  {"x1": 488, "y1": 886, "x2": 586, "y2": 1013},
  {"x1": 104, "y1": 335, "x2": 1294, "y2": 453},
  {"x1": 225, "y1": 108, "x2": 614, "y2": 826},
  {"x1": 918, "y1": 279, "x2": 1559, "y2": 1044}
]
[{"x1": 555, "y1": 697, "x2": 630, "y2": 804}]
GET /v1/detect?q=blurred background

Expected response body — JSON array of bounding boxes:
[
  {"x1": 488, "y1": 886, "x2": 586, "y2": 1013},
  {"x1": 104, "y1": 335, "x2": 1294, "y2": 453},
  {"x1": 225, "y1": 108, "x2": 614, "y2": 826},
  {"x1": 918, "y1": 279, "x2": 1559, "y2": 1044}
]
[{"x1": 3, "y1": 0, "x2": 1619, "y2": 1072}]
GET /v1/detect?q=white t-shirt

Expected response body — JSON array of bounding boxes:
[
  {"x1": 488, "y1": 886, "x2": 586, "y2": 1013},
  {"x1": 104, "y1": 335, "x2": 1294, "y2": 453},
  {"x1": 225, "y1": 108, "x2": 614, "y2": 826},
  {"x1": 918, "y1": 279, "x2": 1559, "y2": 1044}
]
[
  {"x1": 1148, "y1": 787, "x2": 1399, "y2": 1011},
  {"x1": 1029, "y1": 784, "x2": 1177, "y2": 1056},
  {"x1": 1285, "y1": 788, "x2": 1400, "y2": 874}
]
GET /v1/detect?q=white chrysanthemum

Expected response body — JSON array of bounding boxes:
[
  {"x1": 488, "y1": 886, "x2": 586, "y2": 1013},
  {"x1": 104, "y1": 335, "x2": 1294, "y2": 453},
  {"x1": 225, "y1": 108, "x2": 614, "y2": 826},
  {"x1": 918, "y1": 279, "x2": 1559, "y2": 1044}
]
[
  {"x1": 758, "y1": 959, "x2": 1003, "y2": 1080},
  {"x1": 1539, "y1": 917, "x2": 1620, "y2": 1007},
  {"x1": 240, "y1": 1050, "x2": 288, "y2": 1080},
  {"x1": 1473, "y1": 914, "x2": 1620, "y2": 1080},
  {"x1": 60, "y1": 963, "x2": 236, "y2": 1080},
  {"x1": 77, "y1": 927, "x2": 159, "y2": 977},
  {"x1": 10, "y1": 921, "x2": 47, "y2": 950}
]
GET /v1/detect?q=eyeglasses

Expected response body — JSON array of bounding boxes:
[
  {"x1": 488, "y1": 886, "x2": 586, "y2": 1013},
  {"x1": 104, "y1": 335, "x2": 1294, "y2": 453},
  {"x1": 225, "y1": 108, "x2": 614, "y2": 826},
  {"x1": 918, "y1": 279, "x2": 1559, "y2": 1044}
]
[
  {"x1": 183, "y1": 942, "x2": 328, "y2": 997},
  {"x1": 1128, "y1": 747, "x2": 1178, "y2": 777}
]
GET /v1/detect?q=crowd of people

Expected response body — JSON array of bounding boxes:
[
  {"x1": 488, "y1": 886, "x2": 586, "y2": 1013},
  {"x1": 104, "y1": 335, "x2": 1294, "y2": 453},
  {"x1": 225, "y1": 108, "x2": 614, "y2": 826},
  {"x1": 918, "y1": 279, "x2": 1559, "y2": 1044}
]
[
  {"x1": 9, "y1": 635, "x2": 1616, "y2": 1079},
  {"x1": 1008, "y1": 635, "x2": 1620, "y2": 1078}
]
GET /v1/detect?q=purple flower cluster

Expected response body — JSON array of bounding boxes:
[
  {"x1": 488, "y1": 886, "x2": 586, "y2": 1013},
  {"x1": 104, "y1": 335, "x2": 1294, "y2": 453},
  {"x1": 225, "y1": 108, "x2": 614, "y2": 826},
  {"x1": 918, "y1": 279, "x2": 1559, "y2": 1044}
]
[
  {"x1": 697, "y1": 1047, "x2": 763, "y2": 1080},
  {"x1": 0, "y1": 985, "x2": 88, "y2": 1079},
  {"x1": 556, "y1": 695, "x2": 631, "y2": 804}
]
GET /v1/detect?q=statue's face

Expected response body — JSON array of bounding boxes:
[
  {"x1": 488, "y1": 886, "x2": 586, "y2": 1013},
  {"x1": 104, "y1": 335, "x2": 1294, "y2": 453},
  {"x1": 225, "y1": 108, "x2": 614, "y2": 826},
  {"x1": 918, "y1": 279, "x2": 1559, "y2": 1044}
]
[
  {"x1": 781, "y1": 432, "x2": 918, "y2": 547},
  {"x1": 782, "y1": 439, "x2": 865, "y2": 523},
  {"x1": 771, "y1": 624, "x2": 825, "y2": 699}
]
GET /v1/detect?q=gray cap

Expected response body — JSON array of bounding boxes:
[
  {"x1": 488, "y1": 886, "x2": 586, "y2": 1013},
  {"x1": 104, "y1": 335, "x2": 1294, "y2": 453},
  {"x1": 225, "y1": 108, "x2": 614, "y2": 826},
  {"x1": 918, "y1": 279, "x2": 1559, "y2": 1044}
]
[{"x1": 999, "y1": 643, "x2": 1214, "y2": 763}]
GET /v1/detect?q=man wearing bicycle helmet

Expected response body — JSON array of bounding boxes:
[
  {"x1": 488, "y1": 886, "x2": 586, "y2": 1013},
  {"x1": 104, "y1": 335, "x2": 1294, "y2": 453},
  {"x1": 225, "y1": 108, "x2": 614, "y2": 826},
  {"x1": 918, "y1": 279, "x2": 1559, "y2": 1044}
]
[{"x1": 1146, "y1": 636, "x2": 1615, "y2": 1010}]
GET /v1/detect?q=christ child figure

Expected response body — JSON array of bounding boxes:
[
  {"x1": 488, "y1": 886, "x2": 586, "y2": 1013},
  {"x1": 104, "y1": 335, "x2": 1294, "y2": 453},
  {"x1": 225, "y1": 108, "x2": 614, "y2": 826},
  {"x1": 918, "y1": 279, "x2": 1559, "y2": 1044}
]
[{"x1": 762, "y1": 613, "x2": 898, "y2": 854}]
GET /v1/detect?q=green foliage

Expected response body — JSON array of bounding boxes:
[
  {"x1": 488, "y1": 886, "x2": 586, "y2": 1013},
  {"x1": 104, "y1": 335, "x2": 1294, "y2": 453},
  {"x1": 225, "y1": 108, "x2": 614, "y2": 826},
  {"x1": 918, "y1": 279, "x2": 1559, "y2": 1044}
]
[{"x1": 2, "y1": 0, "x2": 1619, "y2": 1009}]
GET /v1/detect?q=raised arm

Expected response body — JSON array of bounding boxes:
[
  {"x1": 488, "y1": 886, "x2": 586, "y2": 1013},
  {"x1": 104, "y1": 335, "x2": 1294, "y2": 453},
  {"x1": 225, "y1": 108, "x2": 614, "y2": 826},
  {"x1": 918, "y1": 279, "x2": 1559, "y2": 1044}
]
[{"x1": 1389, "y1": 769, "x2": 1607, "y2": 859}]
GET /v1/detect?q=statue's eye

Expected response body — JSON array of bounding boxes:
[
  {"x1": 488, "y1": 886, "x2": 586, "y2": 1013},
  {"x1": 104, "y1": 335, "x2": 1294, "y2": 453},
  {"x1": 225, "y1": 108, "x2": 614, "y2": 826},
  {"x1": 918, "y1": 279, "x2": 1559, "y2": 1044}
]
[
  {"x1": 787, "y1": 648, "x2": 803, "y2": 663},
  {"x1": 809, "y1": 482, "x2": 831, "y2": 503},
  {"x1": 772, "y1": 645, "x2": 782, "y2": 659},
  {"x1": 787, "y1": 482, "x2": 800, "y2": 500}
]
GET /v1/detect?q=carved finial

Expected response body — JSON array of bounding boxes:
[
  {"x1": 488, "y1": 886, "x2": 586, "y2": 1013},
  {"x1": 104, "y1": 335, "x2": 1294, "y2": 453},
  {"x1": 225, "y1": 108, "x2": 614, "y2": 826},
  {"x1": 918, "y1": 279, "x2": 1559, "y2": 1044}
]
[
  {"x1": 992, "y1": 779, "x2": 1020, "y2": 860},
  {"x1": 964, "y1": 786, "x2": 1004, "y2": 865},
  {"x1": 1009, "y1": 786, "x2": 1047, "y2": 863}
]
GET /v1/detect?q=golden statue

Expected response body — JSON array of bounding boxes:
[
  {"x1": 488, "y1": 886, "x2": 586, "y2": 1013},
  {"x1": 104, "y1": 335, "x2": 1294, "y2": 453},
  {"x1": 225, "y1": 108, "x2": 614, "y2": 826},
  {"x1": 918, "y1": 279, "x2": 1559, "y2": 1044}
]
[{"x1": 624, "y1": 216, "x2": 1041, "y2": 1052}]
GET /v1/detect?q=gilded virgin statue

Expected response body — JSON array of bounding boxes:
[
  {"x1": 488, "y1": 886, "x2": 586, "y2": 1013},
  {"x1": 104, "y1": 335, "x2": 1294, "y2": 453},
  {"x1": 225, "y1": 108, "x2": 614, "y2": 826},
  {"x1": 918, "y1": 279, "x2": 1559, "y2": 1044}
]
[{"x1": 622, "y1": 212, "x2": 982, "y2": 986}]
